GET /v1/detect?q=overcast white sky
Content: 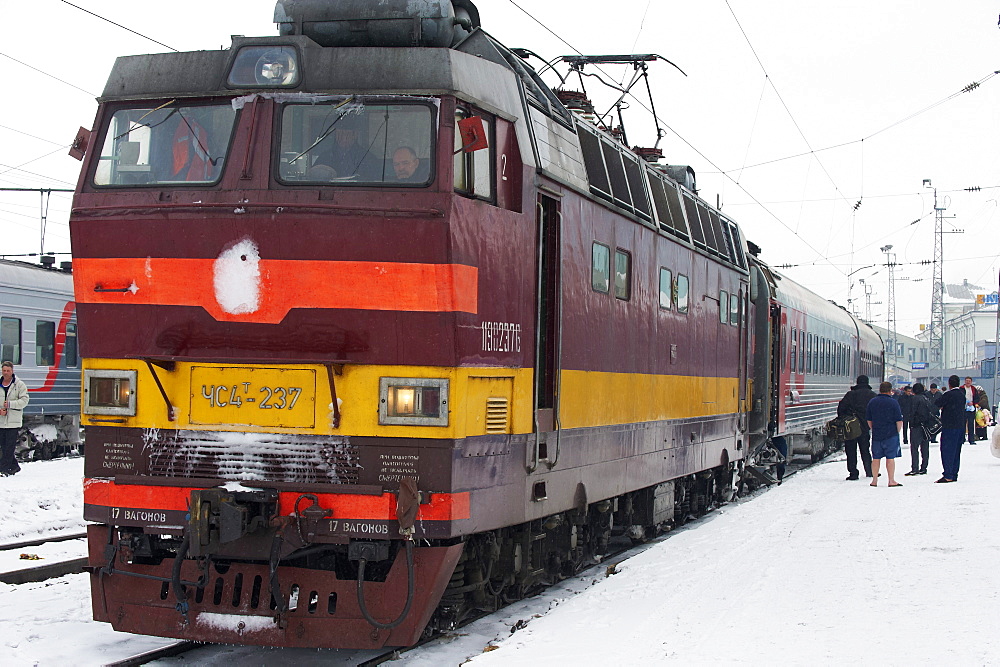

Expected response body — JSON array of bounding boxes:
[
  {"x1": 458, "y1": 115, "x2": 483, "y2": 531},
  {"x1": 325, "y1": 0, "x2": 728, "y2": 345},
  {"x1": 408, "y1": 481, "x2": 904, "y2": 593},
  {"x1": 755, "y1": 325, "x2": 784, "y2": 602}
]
[{"x1": 1, "y1": 0, "x2": 997, "y2": 336}]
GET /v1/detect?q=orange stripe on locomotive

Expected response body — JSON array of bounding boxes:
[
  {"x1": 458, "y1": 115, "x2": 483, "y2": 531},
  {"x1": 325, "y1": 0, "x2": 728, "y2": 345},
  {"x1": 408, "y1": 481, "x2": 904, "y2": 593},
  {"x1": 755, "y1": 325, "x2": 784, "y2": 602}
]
[{"x1": 74, "y1": 256, "x2": 478, "y2": 323}]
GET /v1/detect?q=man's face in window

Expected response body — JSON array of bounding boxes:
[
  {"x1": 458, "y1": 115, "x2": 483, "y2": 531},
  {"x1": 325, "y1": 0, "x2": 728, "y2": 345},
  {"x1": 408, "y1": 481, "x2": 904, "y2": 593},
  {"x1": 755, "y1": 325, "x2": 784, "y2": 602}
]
[{"x1": 393, "y1": 148, "x2": 419, "y2": 180}]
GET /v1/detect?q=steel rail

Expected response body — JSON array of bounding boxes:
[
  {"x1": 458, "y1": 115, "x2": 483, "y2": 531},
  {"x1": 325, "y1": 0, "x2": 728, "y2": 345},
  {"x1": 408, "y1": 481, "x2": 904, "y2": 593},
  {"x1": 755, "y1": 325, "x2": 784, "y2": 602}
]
[{"x1": 102, "y1": 641, "x2": 204, "y2": 667}]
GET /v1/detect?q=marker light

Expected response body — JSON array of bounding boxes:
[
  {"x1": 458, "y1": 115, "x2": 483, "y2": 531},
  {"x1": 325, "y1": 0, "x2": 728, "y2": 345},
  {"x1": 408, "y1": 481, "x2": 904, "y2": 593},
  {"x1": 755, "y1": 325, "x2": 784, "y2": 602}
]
[
  {"x1": 379, "y1": 377, "x2": 449, "y2": 426},
  {"x1": 84, "y1": 369, "x2": 138, "y2": 416}
]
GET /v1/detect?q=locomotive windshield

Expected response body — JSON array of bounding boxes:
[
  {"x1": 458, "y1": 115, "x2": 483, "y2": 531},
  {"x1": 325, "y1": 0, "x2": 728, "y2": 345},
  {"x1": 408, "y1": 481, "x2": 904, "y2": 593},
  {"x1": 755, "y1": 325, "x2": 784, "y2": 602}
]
[
  {"x1": 278, "y1": 100, "x2": 434, "y2": 186},
  {"x1": 93, "y1": 102, "x2": 238, "y2": 186}
]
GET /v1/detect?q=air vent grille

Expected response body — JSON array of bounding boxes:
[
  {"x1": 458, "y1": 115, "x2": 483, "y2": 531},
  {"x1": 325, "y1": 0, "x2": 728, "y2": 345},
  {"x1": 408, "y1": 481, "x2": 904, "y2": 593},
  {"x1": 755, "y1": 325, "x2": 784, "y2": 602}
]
[{"x1": 485, "y1": 397, "x2": 510, "y2": 434}]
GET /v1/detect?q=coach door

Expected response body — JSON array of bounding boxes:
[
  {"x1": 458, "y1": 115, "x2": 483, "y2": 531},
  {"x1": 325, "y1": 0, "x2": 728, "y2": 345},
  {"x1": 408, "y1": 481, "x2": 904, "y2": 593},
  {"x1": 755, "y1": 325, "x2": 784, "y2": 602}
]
[{"x1": 531, "y1": 193, "x2": 561, "y2": 470}]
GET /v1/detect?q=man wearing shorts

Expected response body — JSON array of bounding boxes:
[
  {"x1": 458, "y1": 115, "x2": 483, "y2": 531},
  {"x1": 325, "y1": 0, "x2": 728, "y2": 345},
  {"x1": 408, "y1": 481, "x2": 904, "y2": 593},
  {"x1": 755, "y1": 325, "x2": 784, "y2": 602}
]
[{"x1": 866, "y1": 381, "x2": 904, "y2": 487}]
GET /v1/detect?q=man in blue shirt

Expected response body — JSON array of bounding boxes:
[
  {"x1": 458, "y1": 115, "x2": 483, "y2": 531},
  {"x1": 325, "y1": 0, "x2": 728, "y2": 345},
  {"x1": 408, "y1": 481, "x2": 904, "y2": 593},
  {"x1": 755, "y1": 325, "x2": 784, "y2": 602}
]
[{"x1": 866, "y1": 381, "x2": 904, "y2": 487}]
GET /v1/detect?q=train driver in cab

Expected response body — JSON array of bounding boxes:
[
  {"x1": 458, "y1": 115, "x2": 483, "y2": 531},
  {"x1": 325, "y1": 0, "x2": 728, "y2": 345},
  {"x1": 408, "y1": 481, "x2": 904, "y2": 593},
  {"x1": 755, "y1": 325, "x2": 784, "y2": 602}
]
[
  {"x1": 307, "y1": 116, "x2": 376, "y2": 181},
  {"x1": 392, "y1": 145, "x2": 427, "y2": 182}
]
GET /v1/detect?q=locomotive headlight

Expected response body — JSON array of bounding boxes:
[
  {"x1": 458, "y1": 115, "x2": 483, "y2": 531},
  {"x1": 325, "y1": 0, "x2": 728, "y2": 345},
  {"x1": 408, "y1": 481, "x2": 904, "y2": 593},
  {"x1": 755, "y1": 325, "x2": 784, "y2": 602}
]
[
  {"x1": 83, "y1": 369, "x2": 138, "y2": 416},
  {"x1": 379, "y1": 377, "x2": 449, "y2": 427},
  {"x1": 227, "y1": 45, "x2": 299, "y2": 88}
]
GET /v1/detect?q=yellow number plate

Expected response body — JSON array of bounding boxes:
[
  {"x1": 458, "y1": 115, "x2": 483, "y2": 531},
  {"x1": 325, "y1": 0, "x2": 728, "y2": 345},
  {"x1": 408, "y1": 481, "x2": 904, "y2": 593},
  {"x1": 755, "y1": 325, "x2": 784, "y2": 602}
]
[{"x1": 190, "y1": 367, "x2": 316, "y2": 428}]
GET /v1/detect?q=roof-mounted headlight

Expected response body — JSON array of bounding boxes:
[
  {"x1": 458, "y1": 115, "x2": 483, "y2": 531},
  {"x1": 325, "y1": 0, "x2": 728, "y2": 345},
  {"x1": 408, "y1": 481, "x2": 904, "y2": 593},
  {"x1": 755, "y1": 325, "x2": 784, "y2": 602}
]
[{"x1": 228, "y1": 46, "x2": 299, "y2": 88}]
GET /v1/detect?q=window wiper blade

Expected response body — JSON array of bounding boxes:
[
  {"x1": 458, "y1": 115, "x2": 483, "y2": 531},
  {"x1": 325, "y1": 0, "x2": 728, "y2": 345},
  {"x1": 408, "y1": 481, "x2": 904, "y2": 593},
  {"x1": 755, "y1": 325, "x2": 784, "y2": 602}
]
[{"x1": 288, "y1": 96, "x2": 358, "y2": 164}]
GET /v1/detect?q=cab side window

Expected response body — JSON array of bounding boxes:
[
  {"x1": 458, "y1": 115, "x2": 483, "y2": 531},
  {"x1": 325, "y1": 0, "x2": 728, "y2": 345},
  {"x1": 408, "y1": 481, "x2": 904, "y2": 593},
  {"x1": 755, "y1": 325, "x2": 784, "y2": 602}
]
[{"x1": 454, "y1": 108, "x2": 495, "y2": 202}]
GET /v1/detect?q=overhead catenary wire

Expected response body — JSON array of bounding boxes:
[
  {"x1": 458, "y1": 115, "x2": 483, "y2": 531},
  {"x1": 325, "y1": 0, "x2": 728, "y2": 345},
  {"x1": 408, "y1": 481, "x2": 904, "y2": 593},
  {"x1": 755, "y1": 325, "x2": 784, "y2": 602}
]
[
  {"x1": 502, "y1": 1, "x2": 1000, "y2": 288},
  {"x1": 0, "y1": 163, "x2": 76, "y2": 188},
  {"x1": 59, "y1": 0, "x2": 178, "y2": 52},
  {"x1": 723, "y1": 0, "x2": 849, "y2": 206},
  {"x1": 0, "y1": 124, "x2": 65, "y2": 147},
  {"x1": 0, "y1": 51, "x2": 97, "y2": 97},
  {"x1": 501, "y1": 0, "x2": 839, "y2": 269},
  {"x1": 714, "y1": 70, "x2": 1000, "y2": 175},
  {"x1": 0, "y1": 147, "x2": 77, "y2": 181}
]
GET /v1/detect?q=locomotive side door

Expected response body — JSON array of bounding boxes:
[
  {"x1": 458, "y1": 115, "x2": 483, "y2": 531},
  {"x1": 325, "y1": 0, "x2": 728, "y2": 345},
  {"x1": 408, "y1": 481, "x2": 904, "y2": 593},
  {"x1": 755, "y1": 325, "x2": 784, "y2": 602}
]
[
  {"x1": 737, "y1": 279, "x2": 751, "y2": 429},
  {"x1": 531, "y1": 194, "x2": 561, "y2": 467},
  {"x1": 748, "y1": 263, "x2": 774, "y2": 444}
]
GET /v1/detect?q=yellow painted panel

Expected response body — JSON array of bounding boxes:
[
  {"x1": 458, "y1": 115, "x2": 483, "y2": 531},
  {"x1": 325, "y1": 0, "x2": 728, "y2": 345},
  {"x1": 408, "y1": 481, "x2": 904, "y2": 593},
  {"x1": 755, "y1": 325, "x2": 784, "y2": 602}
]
[
  {"x1": 81, "y1": 358, "x2": 534, "y2": 439},
  {"x1": 81, "y1": 359, "x2": 737, "y2": 437},
  {"x1": 189, "y1": 367, "x2": 316, "y2": 428},
  {"x1": 559, "y1": 369, "x2": 740, "y2": 429}
]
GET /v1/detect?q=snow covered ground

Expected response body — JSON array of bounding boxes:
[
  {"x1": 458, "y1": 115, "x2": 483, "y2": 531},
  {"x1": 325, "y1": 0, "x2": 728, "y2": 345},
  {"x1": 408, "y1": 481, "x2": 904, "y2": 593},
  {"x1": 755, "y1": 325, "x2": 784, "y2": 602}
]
[{"x1": 1, "y1": 432, "x2": 998, "y2": 665}]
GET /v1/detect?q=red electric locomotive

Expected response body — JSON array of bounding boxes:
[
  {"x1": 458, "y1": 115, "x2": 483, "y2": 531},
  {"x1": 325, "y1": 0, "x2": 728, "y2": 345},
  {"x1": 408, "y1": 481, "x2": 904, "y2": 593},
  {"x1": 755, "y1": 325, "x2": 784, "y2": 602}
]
[{"x1": 72, "y1": 0, "x2": 882, "y2": 649}]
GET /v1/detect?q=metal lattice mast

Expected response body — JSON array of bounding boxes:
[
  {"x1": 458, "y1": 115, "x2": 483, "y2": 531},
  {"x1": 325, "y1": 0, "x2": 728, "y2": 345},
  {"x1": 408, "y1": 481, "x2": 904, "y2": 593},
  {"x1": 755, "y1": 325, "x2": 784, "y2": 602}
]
[
  {"x1": 930, "y1": 186, "x2": 945, "y2": 366},
  {"x1": 881, "y1": 245, "x2": 897, "y2": 369}
]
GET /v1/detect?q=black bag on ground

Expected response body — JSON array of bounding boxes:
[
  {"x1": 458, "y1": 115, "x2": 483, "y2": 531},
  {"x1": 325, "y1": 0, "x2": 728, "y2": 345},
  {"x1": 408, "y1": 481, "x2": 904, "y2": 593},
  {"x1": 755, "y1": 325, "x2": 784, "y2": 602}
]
[{"x1": 827, "y1": 415, "x2": 862, "y2": 441}]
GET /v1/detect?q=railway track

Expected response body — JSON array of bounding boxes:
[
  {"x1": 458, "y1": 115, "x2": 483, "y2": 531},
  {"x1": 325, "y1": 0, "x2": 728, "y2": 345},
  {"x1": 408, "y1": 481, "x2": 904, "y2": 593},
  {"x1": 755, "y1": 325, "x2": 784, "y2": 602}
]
[
  {"x1": 0, "y1": 531, "x2": 88, "y2": 585},
  {"x1": 102, "y1": 641, "x2": 204, "y2": 666}
]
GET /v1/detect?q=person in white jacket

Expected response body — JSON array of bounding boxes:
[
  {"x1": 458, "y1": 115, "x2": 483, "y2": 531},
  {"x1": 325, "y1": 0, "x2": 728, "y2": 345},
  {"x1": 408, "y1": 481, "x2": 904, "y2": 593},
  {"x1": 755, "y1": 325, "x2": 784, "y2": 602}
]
[{"x1": 0, "y1": 361, "x2": 29, "y2": 475}]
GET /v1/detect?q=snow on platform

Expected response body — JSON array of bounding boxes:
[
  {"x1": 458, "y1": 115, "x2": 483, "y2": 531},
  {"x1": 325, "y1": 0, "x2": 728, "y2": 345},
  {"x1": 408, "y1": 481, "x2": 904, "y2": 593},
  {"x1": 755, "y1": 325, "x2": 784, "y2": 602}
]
[
  {"x1": 1, "y1": 436, "x2": 998, "y2": 664},
  {"x1": 406, "y1": 429, "x2": 1000, "y2": 666}
]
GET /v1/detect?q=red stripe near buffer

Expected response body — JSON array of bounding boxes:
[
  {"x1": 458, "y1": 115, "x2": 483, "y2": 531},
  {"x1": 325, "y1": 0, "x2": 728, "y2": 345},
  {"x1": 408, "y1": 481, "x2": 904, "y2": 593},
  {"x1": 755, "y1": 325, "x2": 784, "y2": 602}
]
[{"x1": 82, "y1": 478, "x2": 471, "y2": 522}]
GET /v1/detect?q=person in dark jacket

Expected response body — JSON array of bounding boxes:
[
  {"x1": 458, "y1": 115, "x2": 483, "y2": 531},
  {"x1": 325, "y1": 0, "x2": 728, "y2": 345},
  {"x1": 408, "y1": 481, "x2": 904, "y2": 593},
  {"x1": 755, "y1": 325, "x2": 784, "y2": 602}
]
[
  {"x1": 905, "y1": 383, "x2": 933, "y2": 476},
  {"x1": 837, "y1": 374, "x2": 876, "y2": 480},
  {"x1": 934, "y1": 374, "x2": 967, "y2": 483},
  {"x1": 896, "y1": 385, "x2": 914, "y2": 445}
]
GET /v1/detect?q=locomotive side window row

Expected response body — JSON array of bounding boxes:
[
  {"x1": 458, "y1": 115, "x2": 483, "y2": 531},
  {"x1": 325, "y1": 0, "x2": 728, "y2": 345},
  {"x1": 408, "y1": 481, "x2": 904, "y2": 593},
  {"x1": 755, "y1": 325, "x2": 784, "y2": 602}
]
[
  {"x1": 577, "y1": 124, "x2": 748, "y2": 272},
  {"x1": 719, "y1": 290, "x2": 739, "y2": 326},
  {"x1": 592, "y1": 246, "x2": 690, "y2": 313},
  {"x1": 579, "y1": 126, "x2": 651, "y2": 222},
  {"x1": 591, "y1": 243, "x2": 632, "y2": 301},
  {"x1": 657, "y1": 268, "x2": 689, "y2": 313}
]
